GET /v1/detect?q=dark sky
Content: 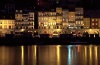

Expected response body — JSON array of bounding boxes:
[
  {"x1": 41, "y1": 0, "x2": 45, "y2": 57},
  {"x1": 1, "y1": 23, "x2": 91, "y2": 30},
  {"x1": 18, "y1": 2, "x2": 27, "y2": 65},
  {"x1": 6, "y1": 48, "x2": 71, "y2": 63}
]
[{"x1": 0, "y1": 0, "x2": 100, "y2": 10}]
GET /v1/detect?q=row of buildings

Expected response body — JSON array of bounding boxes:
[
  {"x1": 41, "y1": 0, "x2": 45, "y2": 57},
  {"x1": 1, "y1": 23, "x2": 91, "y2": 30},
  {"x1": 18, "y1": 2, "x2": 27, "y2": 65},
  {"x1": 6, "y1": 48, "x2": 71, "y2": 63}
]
[{"x1": 0, "y1": 7, "x2": 100, "y2": 36}]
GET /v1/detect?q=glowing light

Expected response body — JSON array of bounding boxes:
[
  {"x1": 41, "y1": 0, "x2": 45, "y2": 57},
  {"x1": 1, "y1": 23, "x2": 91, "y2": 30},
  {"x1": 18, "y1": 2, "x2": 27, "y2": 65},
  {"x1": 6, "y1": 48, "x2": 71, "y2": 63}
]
[
  {"x1": 34, "y1": 45, "x2": 37, "y2": 60},
  {"x1": 95, "y1": 46, "x2": 98, "y2": 65},
  {"x1": 68, "y1": 45, "x2": 72, "y2": 65},
  {"x1": 78, "y1": 45, "x2": 81, "y2": 52},
  {"x1": 21, "y1": 46, "x2": 24, "y2": 65},
  {"x1": 56, "y1": 2, "x2": 59, "y2": 4},
  {"x1": 89, "y1": 29, "x2": 91, "y2": 31},
  {"x1": 89, "y1": 46, "x2": 92, "y2": 65},
  {"x1": 21, "y1": 29, "x2": 25, "y2": 32},
  {"x1": 32, "y1": 45, "x2": 37, "y2": 65},
  {"x1": 57, "y1": 45, "x2": 60, "y2": 65},
  {"x1": 84, "y1": 46, "x2": 87, "y2": 65}
]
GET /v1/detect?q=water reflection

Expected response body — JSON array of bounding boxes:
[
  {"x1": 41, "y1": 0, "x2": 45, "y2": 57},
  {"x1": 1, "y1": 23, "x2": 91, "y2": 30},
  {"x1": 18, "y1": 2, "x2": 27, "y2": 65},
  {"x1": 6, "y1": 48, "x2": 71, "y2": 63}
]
[
  {"x1": 21, "y1": 46, "x2": 24, "y2": 65},
  {"x1": 32, "y1": 45, "x2": 37, "y2": 65},
  {"x1": 56, "y1": 45, "x2": 61, "y2": 65},
  {"x1": 94, "y1": 46, "x2": 98, "y2": 65},
  {"x1": 84, "y1": 46, "x2": 87, "y2": 65},
  {"x1": 89, "y1": 45, "x2": 92, "y2": 65},
  {"x1": 68, "y1": 45, "x2": 72, "y2": 65},
  {"x1": 0, "y1": 45, "x2": 99, "y2": 65}
]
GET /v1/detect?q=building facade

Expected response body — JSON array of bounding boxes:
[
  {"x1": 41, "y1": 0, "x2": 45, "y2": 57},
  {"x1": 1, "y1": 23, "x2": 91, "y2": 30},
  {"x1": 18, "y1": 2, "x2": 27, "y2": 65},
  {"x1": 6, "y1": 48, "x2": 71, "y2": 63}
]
[
  {"x1": 83, "y1": 18, "x2": 90, "y2": 28},
  {"x1": 75, "y1": 8, "x2": 84, "y2": 29},
  {"x1": 0, "y1": 19, "x2": 15, "y2": 36},
  {"x1": 15, "y1": 10, "x2": 34, "y2": 33},
  {"x1": 68, "y1": 11, "x2": 76, "y2": 29},
  {"x1": 62, "y1": 9, "x2": 69, "y2": 29},
  {"x1": 90, "y1": 18, "x2": 98, "y2": 28}
]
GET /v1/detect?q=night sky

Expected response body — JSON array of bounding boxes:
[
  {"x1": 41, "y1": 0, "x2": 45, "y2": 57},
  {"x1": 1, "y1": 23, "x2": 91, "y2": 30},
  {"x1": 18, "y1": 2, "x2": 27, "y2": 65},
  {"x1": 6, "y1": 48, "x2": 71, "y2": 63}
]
[{"x1": 0, "y1": 0, "x2": 100, "y2": 10}]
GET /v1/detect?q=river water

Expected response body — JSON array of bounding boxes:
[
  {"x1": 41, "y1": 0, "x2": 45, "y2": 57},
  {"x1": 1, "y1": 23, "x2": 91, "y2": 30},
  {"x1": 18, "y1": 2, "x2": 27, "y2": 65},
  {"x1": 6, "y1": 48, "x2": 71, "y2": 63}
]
[{"x1": 0, "y1": 45, "x2": 99, "y2": 65}]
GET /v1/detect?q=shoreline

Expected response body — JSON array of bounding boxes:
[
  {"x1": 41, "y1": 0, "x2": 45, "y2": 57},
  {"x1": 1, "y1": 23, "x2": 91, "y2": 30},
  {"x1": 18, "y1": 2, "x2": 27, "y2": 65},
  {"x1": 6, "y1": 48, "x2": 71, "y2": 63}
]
[{"x1": 0, "y1": 37, "x2": 100, "y2": 45}]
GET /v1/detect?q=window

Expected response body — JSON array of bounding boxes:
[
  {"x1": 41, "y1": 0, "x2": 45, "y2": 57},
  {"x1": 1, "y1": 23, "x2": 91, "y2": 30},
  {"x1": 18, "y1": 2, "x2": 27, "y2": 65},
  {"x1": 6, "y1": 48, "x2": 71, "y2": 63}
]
[
  {"x1": 81, "y1": 21, "x2": 83, "y2": 24},
  {"x1": 0, "y1": 26, "x2": 2, "y2": 29},
  {"x1": 16, "y1": 10, "x2": 18, "y2": 12},
  {"x1": 0, "y1": 22, "x2": 2, "y2": 24},
  {"x1": 9, "y1": 26, "x2": 11, "y2": 29},
  {"x1": 96, "y1": 23, "x2": 98, "y2": 25},
  {"x1": 96, "y1": 19, "x2": 97, "y2": 21},
  {"x1": 4, "y1": 21, "x2": 7, "y2": 24},
  {"x1": 20, "y1": 10, "x2": 22, "y2": 12},
  {"x1": 92, "y1": 23, "x2": 94, "y2": 25},
  {"x1": 92, "y1": 19, "x2": 94, "y2": 21},
  {"x1": 4, "y1": 25, "x2": 7, "y2": 29},
  {"x1": 8, "y1": 21, "x2": 11, "y2": 24}
]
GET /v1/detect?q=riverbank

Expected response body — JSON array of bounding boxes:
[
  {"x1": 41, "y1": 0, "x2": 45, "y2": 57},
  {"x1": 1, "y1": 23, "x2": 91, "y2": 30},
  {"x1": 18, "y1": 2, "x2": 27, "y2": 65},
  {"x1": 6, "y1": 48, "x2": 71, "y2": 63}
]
[{"x1": 0, "y1": 37, "x2": 100, "y2": 45}]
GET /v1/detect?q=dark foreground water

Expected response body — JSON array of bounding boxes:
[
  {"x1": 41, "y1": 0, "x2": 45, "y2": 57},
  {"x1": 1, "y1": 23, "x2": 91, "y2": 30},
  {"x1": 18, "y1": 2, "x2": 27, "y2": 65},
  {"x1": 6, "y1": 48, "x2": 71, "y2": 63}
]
[{"x1": 0, "y1": 45, "x2": 100, "y2": 65}]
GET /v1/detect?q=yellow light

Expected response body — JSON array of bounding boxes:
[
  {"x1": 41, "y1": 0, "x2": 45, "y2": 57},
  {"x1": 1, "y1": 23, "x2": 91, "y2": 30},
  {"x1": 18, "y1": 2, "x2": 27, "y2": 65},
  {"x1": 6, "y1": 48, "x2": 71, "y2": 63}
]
[
  {"x1": 21, "y1": 29, "x2": 25, "y2": 32},
  {"x1": 56, "y1": 29, "x2": 61, "y2": 32},
  {"x1": 89, "y1": 29, "x2": 91, "y2": 31},
  {"x1": 95, "y1": 46, "x2": 98, "y2": 65},
  {"x1": 89, "y1": 46, "x2": 92, "y2": 65},
  {"x1": 57, "y1": 45, "x2": 60, "y2": 65},
  {"x1": 21, "y1": 46, "x2": 24, "y2": 65}
]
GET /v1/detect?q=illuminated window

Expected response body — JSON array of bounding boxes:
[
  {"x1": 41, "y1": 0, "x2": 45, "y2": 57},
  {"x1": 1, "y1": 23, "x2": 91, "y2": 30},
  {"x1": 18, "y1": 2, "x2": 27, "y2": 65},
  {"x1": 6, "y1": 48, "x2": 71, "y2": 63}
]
[
  {"x1": 96, "y1": 23, "x2": 98, "y2": 25},
  {"x1": 76, "y1": 21, "x2": 78, "y2": 24},
  {"x1": 79, "y1": 22, "x2": 80, "y2": 24},
  {"x1": 8, "y1": 21, "x2": 11, "y2": 24},
  {"x1": 4, "y1": 25, "x2": 7, "y2": 29},
  {"x1": 96, "y1": 19, "x2": 97, "y2": 21},
  {"x1": 16, "y1": 10, "x2": 18, "y2": 12},
  {"x1": 81, "y1": 21, "x2": 83, "y2": 24},
  {"x1": 92, "y1": 23, "x2": 94, "y2": 25},
  {"x1": 92, "y1": 19, "x2": 94, "y2": 21},
  {"x1": 4, "y1": 21, "x2": 7, "y2": 24},
  {"x1": 12, "y1": 21, "x2": 14, "y2": 24},
  {"x1": 20, "y1": 10, "x2": 22, "y2": 12},
  {"x1": 0, "y1": 26, "x2": 2, "y2": 29},
  {"x1": 0, "y1": 22, "x2": 2, "y2": 24}
]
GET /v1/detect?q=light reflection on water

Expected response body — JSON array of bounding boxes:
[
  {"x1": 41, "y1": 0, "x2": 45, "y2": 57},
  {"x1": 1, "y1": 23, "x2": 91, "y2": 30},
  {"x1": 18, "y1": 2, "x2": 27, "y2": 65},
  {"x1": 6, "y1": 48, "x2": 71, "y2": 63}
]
[
  {"x1": 21, "y1": 46, "x2": 24, "y2": 65},
  {"x1": 0, "y1": 45, "x2": 99, "y2": 65}
]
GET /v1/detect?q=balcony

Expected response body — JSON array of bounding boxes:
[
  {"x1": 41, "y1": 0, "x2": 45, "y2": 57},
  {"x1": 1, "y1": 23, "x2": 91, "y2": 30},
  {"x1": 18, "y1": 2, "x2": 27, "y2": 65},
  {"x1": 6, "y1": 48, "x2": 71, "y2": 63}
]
[
  {"x1": 75, "y1": 19, "x2": 83, "y2": 21},
  {"x1": 75, "y1": 14, "x2": 83, "y2": 16},
  {"x1": 56, "y1": 13, "x2": 63, "y2": 16}
]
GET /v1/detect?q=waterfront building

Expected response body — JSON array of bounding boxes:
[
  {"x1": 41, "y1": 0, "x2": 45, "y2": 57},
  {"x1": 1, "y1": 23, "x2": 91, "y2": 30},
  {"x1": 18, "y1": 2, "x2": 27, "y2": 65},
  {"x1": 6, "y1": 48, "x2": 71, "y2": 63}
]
[
  {"x1": 38, "y1": 7, "x2": 64, "y2": 37},
  {"x1": 83, "y1": 18, "x2": 90, "y2": 28},
  {"x1": 98, "y1": 18, "x2": 100, "y2": 28},
  {"x1": 0, "y1": 19, "x2": 15, "y2": 36},
  {"x1": 90, "y1": 18, "x2": 98, "y2": 29},
  {"x1": 15, "y1": 10, "x2": 34, "y2": 33},
  {"x1": 75, "y1": 8, "x2": 84, "y2": 29},
  {"x1": 38, "y1": 11, "x2": 57, "y2": 34},
  {"x1": 68, "y1": 11, "x2": 76, "y2": 29},
  {"x1": 62, "y1": 9, "x2": 69, "y2": 33},
  {"x1": 56, "y1": 7, "x2": 63, "y2": 34}
]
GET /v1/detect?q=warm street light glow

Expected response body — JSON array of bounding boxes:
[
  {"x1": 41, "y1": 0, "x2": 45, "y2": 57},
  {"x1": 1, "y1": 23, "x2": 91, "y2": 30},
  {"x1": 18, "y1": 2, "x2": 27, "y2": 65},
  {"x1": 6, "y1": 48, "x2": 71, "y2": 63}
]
[{"x1": 21, "y1": 29, "x2": 25, "y2": 32}]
